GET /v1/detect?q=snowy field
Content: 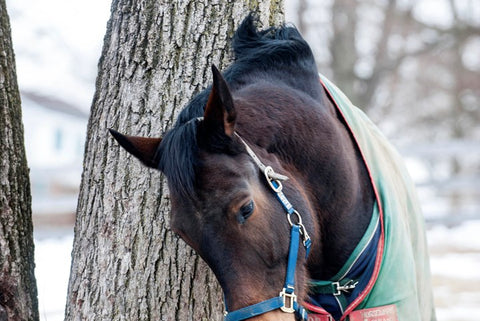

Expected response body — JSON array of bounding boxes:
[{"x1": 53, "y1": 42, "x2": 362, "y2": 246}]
[
  {"x1": 427, "y1": 222, "x2": 480, "y2": 321},
  {"x1": 35, "y1": 228, "x2": 73, "y2": 321},
  {"x1": 35, "y1": 221, "x2": 480, "y2": 321}
]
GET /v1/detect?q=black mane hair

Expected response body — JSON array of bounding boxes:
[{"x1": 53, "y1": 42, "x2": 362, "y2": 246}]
[{"x1": 158, "y1": 14, "x2": 320, "y2": 199}]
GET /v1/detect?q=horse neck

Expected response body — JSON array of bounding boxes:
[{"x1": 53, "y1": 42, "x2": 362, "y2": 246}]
[
  {"x1": 236, "y1": 84, "x2": 374, "y2": 279},
  {"x1": 299, "y1": 112, "x2": 374, "y2": 279}
]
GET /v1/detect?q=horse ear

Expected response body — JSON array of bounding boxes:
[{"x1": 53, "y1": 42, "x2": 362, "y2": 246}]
[
  {"x1": 203, "y1": 64, "x2": 236, "y2": 137},
  {"x1": 109, "y1": 129, "x2": 162, "y2": 168}
]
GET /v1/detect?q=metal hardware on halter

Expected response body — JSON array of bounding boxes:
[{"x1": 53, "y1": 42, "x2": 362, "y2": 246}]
[
  {"x1": 235, "y1": 133, "x2": 289, "y2": 182},
  {"x1": 279, "y1": 288, "x2": 297, "y2": 313},
  {"x1": 299, "y1": 224, "x2": 311, "y2": 249},
  {"x1": 264, "y1": 166, "x2": 284, "y2": 193},
  {"x1": 333, "y1": 280, "x2": 359, "y2": 296},
  {"x1": 287, "y1": 209, "x2": 302, "y2": 226},
  {"x1": 287, "y1": 210, "x2": 311, "y2": 251}
]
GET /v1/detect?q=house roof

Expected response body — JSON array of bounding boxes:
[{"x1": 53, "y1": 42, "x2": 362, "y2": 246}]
[{"x1": 21, "y1": 91, "x2": 89, "y2": 119}]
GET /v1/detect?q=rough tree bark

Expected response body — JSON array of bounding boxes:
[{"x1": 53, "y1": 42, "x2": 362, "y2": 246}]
[
  {"x1": 0, "y1": 1, "x2": 39, "y2": 320},
  {"x1": 65, "y1": 1, "x2": 284, "y2": 320}
]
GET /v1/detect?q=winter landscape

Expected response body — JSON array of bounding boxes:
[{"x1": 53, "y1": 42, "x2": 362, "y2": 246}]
[{"x1": 5, "y1": 0, "x2": 480, "y2": 320}]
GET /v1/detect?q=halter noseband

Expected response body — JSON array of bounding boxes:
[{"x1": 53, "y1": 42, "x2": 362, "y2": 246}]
[{"x1": 223, "y1": 134, "x2": 312, "y2": 321}]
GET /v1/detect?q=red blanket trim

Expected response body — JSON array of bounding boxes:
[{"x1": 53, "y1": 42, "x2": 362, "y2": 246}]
[{"x1": 303, "y1": 302, "x2": 331, "y2": 315}]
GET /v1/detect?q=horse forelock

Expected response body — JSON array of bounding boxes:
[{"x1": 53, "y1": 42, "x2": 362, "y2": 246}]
[
  {"x1": 158, "y1": 119, "x2": 244, "y2": 202},
  {"x1": 157, "y1": 120, "x2": 199, "y2": 200}
]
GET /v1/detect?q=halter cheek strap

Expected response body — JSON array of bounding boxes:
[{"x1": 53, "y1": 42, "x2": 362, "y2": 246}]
[{"x1": 223, "y1": 134, "x2": 312, "y2": 321}]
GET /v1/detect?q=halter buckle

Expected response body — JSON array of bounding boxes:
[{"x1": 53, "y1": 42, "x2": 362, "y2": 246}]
[{"x1": 279, "y1": 288, "x2": 297, "y2": 313}]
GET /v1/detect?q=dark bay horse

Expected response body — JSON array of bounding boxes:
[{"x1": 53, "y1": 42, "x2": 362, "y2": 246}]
[{"x1": 110, "y1": 15, "x2": 435, "y2": 321}]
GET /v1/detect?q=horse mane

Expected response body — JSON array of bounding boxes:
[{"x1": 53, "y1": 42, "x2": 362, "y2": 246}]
[
  {"x1": 229, "y1": 14, "x2": 317, "y2": 83},
  {"x1": 158, "y1": 14, "x2": 319, "y2": 199}
]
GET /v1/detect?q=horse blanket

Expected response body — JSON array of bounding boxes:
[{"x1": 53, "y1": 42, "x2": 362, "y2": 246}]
[{"x1": 304, "y1": 75, "x2": 436, "y2": 321}]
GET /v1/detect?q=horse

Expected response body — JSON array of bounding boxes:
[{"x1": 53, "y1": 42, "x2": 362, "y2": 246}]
[{"x1": 109, "y1": 15, "x2": 436, "y2": 321}]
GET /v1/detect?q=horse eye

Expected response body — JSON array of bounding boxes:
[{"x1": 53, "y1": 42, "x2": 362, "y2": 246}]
[{"x1": 237, "y1": 200, "x2": 255, "y2": 223}]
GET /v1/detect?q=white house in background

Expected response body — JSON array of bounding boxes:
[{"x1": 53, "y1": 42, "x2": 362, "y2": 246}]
[{"x1": 22, "y1": 91, "x2": 88, "y2": 220}]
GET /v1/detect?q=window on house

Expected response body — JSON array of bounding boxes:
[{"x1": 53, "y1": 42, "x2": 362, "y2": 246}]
[{"x1": 54, "y1": 128, "x2": 63, "y2": 152}]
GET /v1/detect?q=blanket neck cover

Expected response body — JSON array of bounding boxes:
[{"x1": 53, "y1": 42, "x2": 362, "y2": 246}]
[{"x1": 304, "y1": 75, "x2": 436, "y2": 321}]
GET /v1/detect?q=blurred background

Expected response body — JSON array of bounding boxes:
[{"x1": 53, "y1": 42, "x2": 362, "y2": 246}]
[{"x1": 6, "y1": 0, "x2": 480, "y2": 320}]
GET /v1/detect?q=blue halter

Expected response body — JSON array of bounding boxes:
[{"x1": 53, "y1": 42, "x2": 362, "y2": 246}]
[{"x1": 224, "y1": 136, "x2": 312, "y2": 321}]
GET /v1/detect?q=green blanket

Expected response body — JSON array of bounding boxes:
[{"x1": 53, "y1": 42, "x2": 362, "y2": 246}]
[{"x1": 318, "y1": 75, "x2": 436, "y2": 321}]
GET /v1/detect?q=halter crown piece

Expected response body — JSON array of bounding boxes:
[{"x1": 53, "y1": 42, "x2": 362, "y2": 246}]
[{"x1": 223, "y1": 133, "x2": 312, "y2": 321}]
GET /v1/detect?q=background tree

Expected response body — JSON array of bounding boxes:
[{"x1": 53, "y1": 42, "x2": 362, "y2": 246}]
[
  {"x1": 292, "y1": 0, "x2": 480, "y2": 223},
  {"x1": 65, "y1": 1, "x2": 284, "y2": 320},
  {"x1": 0, "y1": 1, "x2": 38, "y2": 320}
]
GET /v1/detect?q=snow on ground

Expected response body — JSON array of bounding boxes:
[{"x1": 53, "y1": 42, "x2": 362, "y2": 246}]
[
  {"x1": 35, "y1": 230, "x2": 73, "y2": 321},
  {"x1": 35, "y1": 221, "x2": 480, "y2": 321},
  {"x1": 427, "y1": 221, "x2": 480, "y2": 321}
]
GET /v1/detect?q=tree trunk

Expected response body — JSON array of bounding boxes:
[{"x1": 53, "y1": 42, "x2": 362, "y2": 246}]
[
  {"x1": 65, "y1": 1, "x2": 284, "y2": 320},
  {"x1": 330, "y1": 0, "x2": 357, "y2": 101},
  {"x1": 0, "y1": 1, "x2": 39, "y2": 320}
]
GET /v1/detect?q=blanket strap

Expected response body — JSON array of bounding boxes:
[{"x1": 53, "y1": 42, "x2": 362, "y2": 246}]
[{"x1": 310, "y1": 279, "x2": 359, "y2": 296}]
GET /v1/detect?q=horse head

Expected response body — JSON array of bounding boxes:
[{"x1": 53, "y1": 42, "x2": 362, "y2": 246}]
[{"x1": 110, "y1": 65, "x2": 315, "y2": 320}]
